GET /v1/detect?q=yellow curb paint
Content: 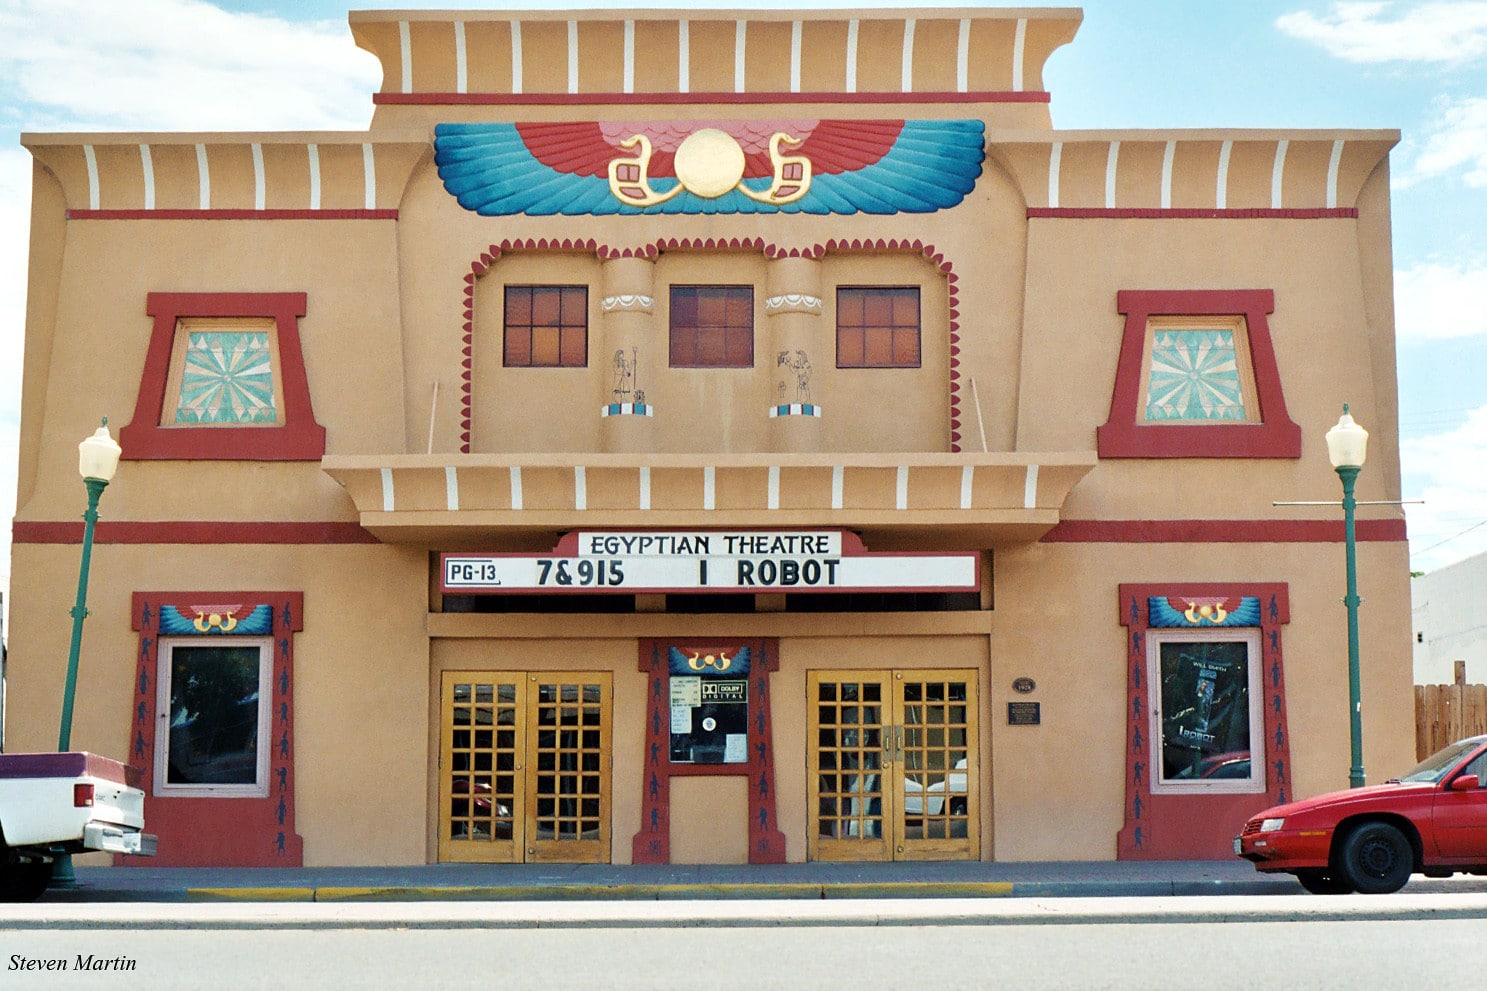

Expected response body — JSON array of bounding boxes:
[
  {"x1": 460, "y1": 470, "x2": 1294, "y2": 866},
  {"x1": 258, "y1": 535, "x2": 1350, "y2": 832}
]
[
  {"x1": 820, "y1": 882, "x2": 1014, "y2": 899},
  {"x1": 188, "y1": 887, "x2": 315, "y2": 902}
]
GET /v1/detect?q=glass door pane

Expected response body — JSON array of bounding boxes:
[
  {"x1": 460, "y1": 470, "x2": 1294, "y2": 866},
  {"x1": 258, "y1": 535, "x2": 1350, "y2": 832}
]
[
  {"x1": 439, "y1": 672, "x2": 523, "y2": 863},
  {"x1": 526, "y1": 673, "x2": 611, "y2": 863},
  {"x1": 807, "y1": 671, "x2": 893, "y2": 862}
]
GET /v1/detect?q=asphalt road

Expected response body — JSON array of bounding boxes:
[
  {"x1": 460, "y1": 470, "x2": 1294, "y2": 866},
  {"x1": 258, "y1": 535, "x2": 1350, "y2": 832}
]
[{"x1": 6, "y1": 894, "x2": 1487, "y2": 989}]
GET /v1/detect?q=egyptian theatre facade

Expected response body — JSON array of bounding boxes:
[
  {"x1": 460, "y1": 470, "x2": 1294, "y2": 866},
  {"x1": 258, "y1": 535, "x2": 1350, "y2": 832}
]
[{"x1": 9, "y1": 8, "x2": 1413, "y2": 867}]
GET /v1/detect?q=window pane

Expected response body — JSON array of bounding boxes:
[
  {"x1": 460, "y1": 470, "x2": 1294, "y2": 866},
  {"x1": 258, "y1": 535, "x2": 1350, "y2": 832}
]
[
  {"x1": 504, "y1": 329, "x2": 531, "y2": 366},
  {"x1": 166, "y1": 645, "x2": 263, "y2": 785},
  {"x1": 1145, "y1": 327, "x2": 1246, "y2": 421},
  {"x1": 559, "y1": 287, "x2": 586, "y2": 324},
  {"x1": 838, "y1": 328, "x2": 865, "y2": 366},
  {"x1": 862, "y1": 291, "x2": 893, "y2": 325},
  {"x1": 531, "y1": 326, "x2": 561, "y2": 366},
  {"x1": 892, "y1": 326, "x2": 921, "y2": 365},
  {"x1": 1158, "y1": 640, "x2": 1251, "y2": 783},
  {"x1": 531, "y1": 287, "x2": 562, "y2": 325},
  {"x1": 559, "y1": 327, "x2": 587, "y2": 367},
  {"x1": 892, "y1": 289, "x2": 919, "y2": 326},
  {"x1": 863, "y1": 330, "x2": 892, "y2": 366},
  {"x1": 504, "y1": 287, "x2": 532, "y2": 324},
  {"x1": 838, "y1": 290, "x2": 865, "y2": 325}
]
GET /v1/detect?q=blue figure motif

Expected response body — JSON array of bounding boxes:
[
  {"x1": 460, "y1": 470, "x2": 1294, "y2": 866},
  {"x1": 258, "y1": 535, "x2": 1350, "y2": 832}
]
[
  {"x1": 140, "y1": 637, "x2": 152, "y2": 660},
  {"x1": 1133, "y1": 825, "x2": 1144, "y2": 849},
  {"x1": 1269, "y1": 630, "x2": 1280, "y2": 652},
  {"x1": 1133, "y1": 761, "x2": 1144, "y2": 787},
  {"x1": 279, "y1": 701, "x2": 289, "y2": 724},
  {"x1": 1274, "y1": 759, "x2": 1286, "y2": 782},
  {"x1": 1133, "y1": 695, "x2": 1143, "y2": 720},
  {"x1": 279, "y1": 637, "x2": 290, "y2": 661},
  {"x1": 1268, "y1": 595, "x2": 1279, "y2": 621},
  {"x1": 140, "y1": 601, "x2": 153, "y2": 628},
  {"x1": 1132, "y1": 794, "x2": 1143, "y2": 820},
  {"x1": 1275, "y1": 724, "x2": 1286, "y2": 749},
  {"x1": 652, "y1": 678, "x2": 662, "y2": 699},
  {"x1": 652, "y1": 708, "x2": 662, "y2": 735},
  {"x1": 1273, "y1": 695, "x2": 1283, "y2": 717},
  {"x1": 137, "y1": 701, "x2": 147, "y2": 722},
  {"x1": 1132, "y1": 663, "x2": 1142, "y2": 689},
  {"x1": 758, "y1": 773, "x2": 769, "y2": 797},
  {"x1": 755, "y1": 740, "x2": 767, "y2": 762},
  {"x1": 1132, "y1": 724, "x2": 1144, "y2": 753},
  {"x1": 758, "y1": 807, "x2": 769, "y2": 830},
  {"x1": 1129, "y1": 597, "x2": 1139, "y2": 624},
  {"x1": 650, "y1": 809, "x2": 659, "y2": 830},
  {"x1": 650, "y1": 741, "x2": 660, "y2": 766},
  {"x1": 278, "y1": 666, "x2": 289, "y2": 695},
  {"x1": 1272, "y1": 658, "x2": 1281, "y2": 688},
  {"x1": 138, "y1": 668, "x2": 150, "y2": 694},
  {"x1": 756, "y1": 709, "x2": 766, "y2": 733},
  {"x1": 277, "y1": 797, "x2": 287, "y2": 825},
  {"x1": 134, "y1": 730, "x2": 146, "y2": 759},
  {"x1": 649, "y1": 773, "x2": 660, "y2": 799},
  {"x1": 279, "y1": 731, "x2": 290, "y2": 759},
  {"x1": 281, "y1": 601, "x2": 293, "y2": 629},
  {"x1": 1132, "y1": 630, "x2": 1143, "y2": 654},
  {"x1": 278, "y1": 766, "x2": 288, "y2": 792},
  {"x1": 276, "y1": 832, "x2": 286, "y2": 854}
]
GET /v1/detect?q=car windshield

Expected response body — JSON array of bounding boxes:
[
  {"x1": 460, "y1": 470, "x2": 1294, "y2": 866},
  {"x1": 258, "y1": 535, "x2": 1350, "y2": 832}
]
[{"x1": 1394, "y1": 737, "x2": 1485, "y2": 783}]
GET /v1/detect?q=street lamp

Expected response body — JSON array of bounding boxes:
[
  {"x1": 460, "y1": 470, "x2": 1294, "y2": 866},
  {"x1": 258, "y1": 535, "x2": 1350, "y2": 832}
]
[
  {"x1": 51, "y1": 418, "x2": 121, "y2": 890},
  {"x1": 1324, "y1": 404, "x2": 1369, "y2": 788}
]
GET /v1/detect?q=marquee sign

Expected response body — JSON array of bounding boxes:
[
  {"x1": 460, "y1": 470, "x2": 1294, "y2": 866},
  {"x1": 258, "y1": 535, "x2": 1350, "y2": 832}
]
[{"x1": 441, "y1": 530, "x2": 978, "y2": 595}]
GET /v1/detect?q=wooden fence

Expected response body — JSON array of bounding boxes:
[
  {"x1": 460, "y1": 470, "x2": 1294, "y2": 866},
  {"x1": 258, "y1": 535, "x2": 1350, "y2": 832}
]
[{"x1": 1415, "y1": 664, "x2": 1487, "y2": 760}]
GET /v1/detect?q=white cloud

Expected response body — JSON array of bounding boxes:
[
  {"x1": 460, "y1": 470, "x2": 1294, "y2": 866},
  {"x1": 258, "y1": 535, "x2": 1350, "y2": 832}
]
[
  {"x1": 1394, "y1": 259, "x2": 1487, "y2": 341},
  {"x1": 1277, "y1": 1, "x2": 1487, "y2": 63},
  {"x1": 1403, "y1": 95, "x2": 1487, "y2": 187},
  {"x1": 0, "y1": 0, "x2": 380, "y2": 132},
  {"x1": 1404, "y1": 405, "x2": 1487, "y2": 570}
]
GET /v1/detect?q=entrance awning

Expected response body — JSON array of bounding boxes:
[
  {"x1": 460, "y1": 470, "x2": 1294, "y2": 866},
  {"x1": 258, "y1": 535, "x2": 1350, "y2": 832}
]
[{"x1": 321, "y1": 453, "x2": 1096, "y2": 549}]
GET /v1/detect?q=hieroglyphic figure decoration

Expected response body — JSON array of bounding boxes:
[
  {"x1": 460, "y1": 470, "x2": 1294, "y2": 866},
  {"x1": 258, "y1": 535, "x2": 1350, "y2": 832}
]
[
  {"x1": 777, "y1": 350, "x2": 812, "y2": 404},
  {"x1": 736, "y1": 133, "x2": 812, "y2": 206},
  {"x1": 606, "y1": 135, "x2": 684, "y2": 208},
  {"x1": 612, "y1": 348, "x2": 643, "y2": 405}
]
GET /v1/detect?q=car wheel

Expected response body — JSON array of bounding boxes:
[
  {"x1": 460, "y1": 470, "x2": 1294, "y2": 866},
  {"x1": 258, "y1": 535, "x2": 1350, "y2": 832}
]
[
  {"x1": 0, "y1": 860, "x2": 54, "y2": 903},
  {"x1": 1294, "y1": 869, "x2": 1354, "y2": 895},
  {"x1": 1337, "y1": 822, "x2": 1413, "y2": 894}
]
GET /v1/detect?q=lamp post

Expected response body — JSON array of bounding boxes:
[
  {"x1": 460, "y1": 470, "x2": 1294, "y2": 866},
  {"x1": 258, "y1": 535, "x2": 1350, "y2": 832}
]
[
  {"x1": 1324, "y1": 404, "x2": 1369, "y2": 788},
  {"x1": 51, "y1": 418, "x2": 122, "y2": 889}
]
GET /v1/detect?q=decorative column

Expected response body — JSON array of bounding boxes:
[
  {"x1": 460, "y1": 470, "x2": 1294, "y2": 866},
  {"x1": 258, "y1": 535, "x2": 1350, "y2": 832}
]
[
  {"x1": 764, "y1": 254, "x2": 825, "y2": 452},
  {"x1": 599, "y1": 254, "x2": 658, "y2": 453}
]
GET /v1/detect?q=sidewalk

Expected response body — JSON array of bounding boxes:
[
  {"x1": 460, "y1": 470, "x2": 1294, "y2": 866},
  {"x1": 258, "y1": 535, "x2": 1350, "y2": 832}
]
[{"x1": 44, "y1": 860, "x2": 1321, "y2": 903}]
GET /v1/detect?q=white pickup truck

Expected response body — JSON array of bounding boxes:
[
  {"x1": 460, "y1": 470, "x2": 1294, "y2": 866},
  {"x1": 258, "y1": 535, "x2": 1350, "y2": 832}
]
[{"x1": 0, "y1": 752, "x2": 157, "y2": 901}]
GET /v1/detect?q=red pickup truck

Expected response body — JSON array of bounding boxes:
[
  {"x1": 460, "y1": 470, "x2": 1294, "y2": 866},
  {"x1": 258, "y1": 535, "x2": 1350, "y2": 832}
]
[
  {"x1": 1236, "y1": 734, "x2": 1487, "y2": 893},
  {"x1": 0, "y1": 752, "x2": 157, "y2": 901}
]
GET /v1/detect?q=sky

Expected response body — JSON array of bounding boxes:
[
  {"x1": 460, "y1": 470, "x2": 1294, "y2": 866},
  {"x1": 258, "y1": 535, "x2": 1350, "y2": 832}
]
[{"x1": 1, "y1": 0, "x2": 1486, "y2": 632}]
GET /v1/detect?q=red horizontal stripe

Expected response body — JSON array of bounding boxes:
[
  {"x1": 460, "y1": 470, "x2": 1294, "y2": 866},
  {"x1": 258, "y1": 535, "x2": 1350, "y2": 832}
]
[
  {"x1": 375, "y1": 90, "x2": 1050, "y2": 106},
  {"x1": 13, "y1": 521, "x2": 379, "y2": 545},
  {"x1": 67, "y1": 209, "x2": 398, "y2": 221},
  {"x1": 1042, "y1": 519, "x2": 1408, "y2": 543},
  {"x1": 1028, "y1": 207, "x2": 1359, "y2": 220}
]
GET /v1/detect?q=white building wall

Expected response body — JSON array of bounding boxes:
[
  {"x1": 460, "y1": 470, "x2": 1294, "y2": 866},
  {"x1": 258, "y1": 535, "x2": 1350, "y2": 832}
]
[{"x1": 1412, "y1": 552, "x2": 1487, "y2": 685}]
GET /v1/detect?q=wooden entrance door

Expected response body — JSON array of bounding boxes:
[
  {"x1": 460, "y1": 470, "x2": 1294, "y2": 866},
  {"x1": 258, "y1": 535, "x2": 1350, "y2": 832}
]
[
  {"x1": 438, "y1": 671, "x2": 612, "y2": 863},
  {"x1": 807, "y1": 669, "x2": 979, "y2": 861}
]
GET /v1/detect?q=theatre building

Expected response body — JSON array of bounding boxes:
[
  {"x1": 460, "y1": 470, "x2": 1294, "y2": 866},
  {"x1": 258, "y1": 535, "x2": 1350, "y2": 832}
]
[{"x1": 8, "y1": 7, "x2": 1414, "y2": 867}]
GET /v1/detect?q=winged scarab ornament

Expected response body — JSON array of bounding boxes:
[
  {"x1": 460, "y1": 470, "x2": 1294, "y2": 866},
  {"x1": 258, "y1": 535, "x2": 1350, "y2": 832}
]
[{"x1": 433, "y1": 119, "x2": 985, "y2": 216}]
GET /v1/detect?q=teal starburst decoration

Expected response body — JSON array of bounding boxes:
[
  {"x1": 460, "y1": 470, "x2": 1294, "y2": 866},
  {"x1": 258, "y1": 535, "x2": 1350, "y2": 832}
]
[
  {"x1": 174, "y1": 331, "x2": 278, "y2": 424},
  {"x1": 1145, "y1": 329, "x2": 1246, "y2": 422}
]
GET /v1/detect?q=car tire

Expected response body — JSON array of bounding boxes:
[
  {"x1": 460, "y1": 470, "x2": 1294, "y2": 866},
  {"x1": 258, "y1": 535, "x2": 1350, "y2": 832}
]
[
  {"x1": 1337, "y1": 822, "x2": 1413, "y2": 894},
  {"x1": 0, "y1": 860, "x2": 54, "y2": 903},
  {"x1": 1294, "y1": 869, "x2": 1354, "y2": 895}
]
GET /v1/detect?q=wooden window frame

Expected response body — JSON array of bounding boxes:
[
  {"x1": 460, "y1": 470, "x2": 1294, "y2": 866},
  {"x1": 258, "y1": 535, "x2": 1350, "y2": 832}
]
[
  {"x1": 121, "y1": 292, "x2": 325, "y2": 460},
  {"x1": 1146, "y1": 627, "x2": 1266, "y2": 795},
  {"x1": 669, "y1": 285, "x2": 754, "y2": 368},
  {"x1": 159, "y1": 317, "x2": 287, "y2": 427},
  {"x1": 836, "y1": 286, "x2": 922, "y2": 369},
  {"x1": 154, "y1": 637, "x2": 273, "y2": 799},
  {"x1": 1097, "y1": 290, "x2": 1300, "y2": 458},
  {"x1": 502, "y1": 284, "x2": 589, "y2": 368}
]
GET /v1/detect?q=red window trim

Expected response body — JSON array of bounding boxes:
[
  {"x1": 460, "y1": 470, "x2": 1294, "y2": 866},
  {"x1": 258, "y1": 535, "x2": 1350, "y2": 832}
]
[
  {"x1": 120, "y1": 292, "x2": 326, "y2": 460},
  {"x1": 1096, "y1": 289, "x2": 1301, "y2": 459}
]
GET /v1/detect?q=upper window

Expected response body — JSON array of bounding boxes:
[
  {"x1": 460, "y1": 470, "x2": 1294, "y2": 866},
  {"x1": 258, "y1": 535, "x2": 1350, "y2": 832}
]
[
  {"x1": 155, "y1": 638, "x2": 272, "y2": 798},
  {"x1": 1139, "y1": 317, "x2": 1258, "y2": 424},
  {"x1": 836, "y1": 287, "x2": 921, "y2": 368},
  {"x1": 1097, "y1": 290, "x2": 1300, "y2": 458},
  {"x1": 670, "y1": 286, "x2": 753, "y2": 368},
  {"x1": 161, "y1": 319, "x2": 284, "y2": 426},
  {"x1": 121, "y1": 292, "x2": 325, "y2": 460},
  {"x1": 1147, "y1": 628, "x2": 1264, "y2": 794},
  {"x1": 504, "y1": 285, "x2": 587, "y2": 367}
]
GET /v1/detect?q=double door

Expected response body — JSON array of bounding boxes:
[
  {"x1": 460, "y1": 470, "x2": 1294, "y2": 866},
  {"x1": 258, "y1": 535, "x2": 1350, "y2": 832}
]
[
  {"x1": 807, "y1": 669, "x2": 979, "y2": 861},
  {"x1": 438, "y1": 671, "x2": 611, "y2": 863}
]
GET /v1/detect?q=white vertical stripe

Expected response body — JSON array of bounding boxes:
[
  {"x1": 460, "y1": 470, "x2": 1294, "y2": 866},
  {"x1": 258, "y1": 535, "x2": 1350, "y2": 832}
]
[
  {"x1": 398, "y1": 20, "x2": 412, "y2": 94},
  {"x1": 639, "y1": 466, "x2": 651, "y2": 511},
  {"x1": 1023, "y1": 465, "x2": 1040, "y2": 510},
  {"x1": 569, "y1": 21, "x2": 580, "y2": 94},
  {"x1": 1160, "y1": 140, "x2": 1176, "y2": 209},
  {"x1": 896, "y1": 466, "x2": 909, "y2": 511},
  {"x1": 380, "y1": 468, "x2": 395, "y2": 512},
  {"x1": 445, "y1": 467, "x2": 459, "y2": 512},
  {"x1": 734, "y1": 20, "x2": 747, "y2": 93},
  {"x1": 1012, "y1": 18, "x2": 1027, "y2": 92},
  {"x1": 1216, "y1": 139, "x2": 1233, "y2": 209},
  {"x1": 703, "y1": 467, "x2": 716, "y2": 511},
  {"x1": 509, "y1": 466, "x2": 524, "y2": 510},
  {"x1": 454, "y1": 22, "x2": 468, "y2": 94},
  {"x1": 845, "y1": 20, "x2": 859, "y2": 93},
  {"x1": 623, "y1": 20, "x2": 635, "y2": 94},
  {"x1": 307, "y1": 144, "x2": 321, "y2": 209},
  {"x1": 574, "y1": 465, "x2": 587, "y2": 511},
  {"x1": 831, "y1": 466, "x2": 844, "y2": 510},
  {"x1": 678, "y1": 20, "x2": 689, "y2": 93},
  {"x1": 1047, "y1": 142, "x2": 1062, "y2": 208},
  {"x1": 195, "y1": 144, "x2": 210, "y2": 209},
  {"x1": 790, "y1": 21, "x2": 802, "y2": 93},
  {"x1": 510, "y1": 20, "x2": 523, "y2": 94},
  {"x1": 901, "y1": 19, "x2": 916, "y2": 93},
  {"x1": 362, "y1": 143, "x2": 376, "y2": 210},
  {"x1": 139, "y1": 144, "x2": 154, "y2": 210},
  {"x1": 1104, "y1": 141, "x2": 1120, "y2": 209},
  {"x1": 1326, "y1": 139, "x2": 1344, "y2": 209},
  {"x1": 768, "y1": 466, "x2": 780, "y2": 510},
  {"x1": 83, "y1": 145, "x2": 99, "y2": 209},
  {"x1": 251, "y1": 142, "x2": 265, "y2": 211},
  {"x1": 956, "y1": 18, "x2": 970, "y2": 93},
  {"x1": 960, "y1": 465, "x2": 974, "y2": 510},
  {"x1": 1271, "y1": 139, "x2": 1289, "y2": 209}
]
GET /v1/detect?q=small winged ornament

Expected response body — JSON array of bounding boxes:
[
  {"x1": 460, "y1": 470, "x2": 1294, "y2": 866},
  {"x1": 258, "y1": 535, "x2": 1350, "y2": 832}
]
[{"x1": 434, "y1": 119, "x2": 985, "y2": 216}]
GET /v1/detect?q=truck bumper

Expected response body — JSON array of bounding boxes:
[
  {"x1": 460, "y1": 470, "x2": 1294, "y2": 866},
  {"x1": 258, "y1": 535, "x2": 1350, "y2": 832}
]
[{"x1": 83, "y1": 822, "x2": 157, "y2": 857}]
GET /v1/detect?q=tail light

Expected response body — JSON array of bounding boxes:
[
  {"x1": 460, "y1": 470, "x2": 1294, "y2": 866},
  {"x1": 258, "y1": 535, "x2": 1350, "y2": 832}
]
[{"x1": 74, "y1": 783, "x2": 96, "y2": 807}]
